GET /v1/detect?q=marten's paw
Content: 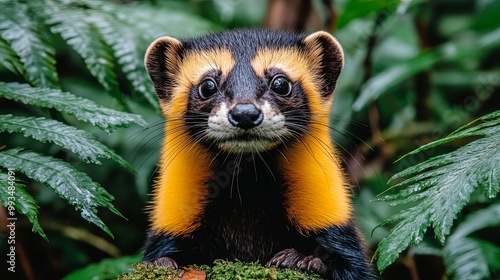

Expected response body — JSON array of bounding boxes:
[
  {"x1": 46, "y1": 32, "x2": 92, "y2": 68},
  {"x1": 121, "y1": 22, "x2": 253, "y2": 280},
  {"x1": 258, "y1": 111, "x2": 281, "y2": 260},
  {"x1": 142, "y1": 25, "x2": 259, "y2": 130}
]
[
  {"x1": 143, "y1": 256, "x2": 178, "y2": 268},
  {"x1": 268, "y1": 248, "x2": 327, "y2": 275}
]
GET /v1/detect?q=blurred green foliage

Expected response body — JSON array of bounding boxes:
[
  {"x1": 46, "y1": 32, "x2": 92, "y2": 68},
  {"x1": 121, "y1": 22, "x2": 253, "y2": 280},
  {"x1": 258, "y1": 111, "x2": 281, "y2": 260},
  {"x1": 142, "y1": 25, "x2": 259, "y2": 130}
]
[{"x1": 0, "y1": 0, "x2": 498, "y2": 279}]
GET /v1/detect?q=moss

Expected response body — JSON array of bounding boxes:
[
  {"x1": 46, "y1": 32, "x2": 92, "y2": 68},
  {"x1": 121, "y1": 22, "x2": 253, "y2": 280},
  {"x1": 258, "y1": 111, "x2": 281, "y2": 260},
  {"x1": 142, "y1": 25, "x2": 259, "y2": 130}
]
[
  {"x1": 117, "y1": 262, "x2": 180, "y2": 280},
  {"x1": 118, "y1": 260, "x2": 323, "y2": 280}
]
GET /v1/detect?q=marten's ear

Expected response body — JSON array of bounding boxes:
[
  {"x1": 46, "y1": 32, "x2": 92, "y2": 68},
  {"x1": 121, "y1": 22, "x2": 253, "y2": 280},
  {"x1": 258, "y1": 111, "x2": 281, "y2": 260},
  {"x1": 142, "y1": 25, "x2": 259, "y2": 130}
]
[
  {"x1": 303, "y1": 31, "x2": 344, "y2": 99},
  {"x1": 145, "y1": 36, "x2": 183, "y2": 102}
]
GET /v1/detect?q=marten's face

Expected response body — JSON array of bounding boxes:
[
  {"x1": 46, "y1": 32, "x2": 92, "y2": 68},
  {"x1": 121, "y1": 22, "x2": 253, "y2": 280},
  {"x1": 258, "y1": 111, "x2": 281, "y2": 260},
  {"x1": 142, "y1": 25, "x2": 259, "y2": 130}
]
[
  {"x1": 145, "y1": 30, "x2": 343, "y2": 153},
  {"x1": 183, "y1": 52, "x2": 311, "y2": 153}
]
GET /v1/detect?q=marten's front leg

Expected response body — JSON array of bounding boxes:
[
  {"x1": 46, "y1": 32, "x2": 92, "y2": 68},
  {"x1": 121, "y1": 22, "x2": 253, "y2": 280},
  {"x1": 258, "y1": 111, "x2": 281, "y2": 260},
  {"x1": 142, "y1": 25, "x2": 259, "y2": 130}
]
[{"x1": 270, "y1": 222, "x2": 375, "y2": 279}]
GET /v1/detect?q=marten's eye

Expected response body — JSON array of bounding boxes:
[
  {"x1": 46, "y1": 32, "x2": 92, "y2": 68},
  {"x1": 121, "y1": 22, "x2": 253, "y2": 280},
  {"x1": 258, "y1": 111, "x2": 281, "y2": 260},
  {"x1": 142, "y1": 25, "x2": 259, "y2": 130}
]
[
  {"x1": 199, "y1": 78, "x2": 218, "y2": 99},
  {"x1": 270, "y1": 76, "x2": 292, "y2": 96}
]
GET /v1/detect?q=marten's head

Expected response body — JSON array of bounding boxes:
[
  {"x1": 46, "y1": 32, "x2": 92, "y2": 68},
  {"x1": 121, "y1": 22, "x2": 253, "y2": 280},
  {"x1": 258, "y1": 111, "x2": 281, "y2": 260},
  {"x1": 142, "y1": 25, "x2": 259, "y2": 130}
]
[{"x1": 145, "y1": 29, "x2": 343, "y2": 154}]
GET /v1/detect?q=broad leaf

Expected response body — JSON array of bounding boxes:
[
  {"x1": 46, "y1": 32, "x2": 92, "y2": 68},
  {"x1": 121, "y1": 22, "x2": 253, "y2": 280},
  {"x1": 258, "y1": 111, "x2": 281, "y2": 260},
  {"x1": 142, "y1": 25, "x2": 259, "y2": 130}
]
[
  {"x1": 336, "y1": 0, "x2": 400, "y2": 29},
  {"x1": 0, "y1": 82, "x2": 147, "y2": 133},
  {"x1": 0, "y1": 114, "x2": 132, "y2": 170},
  {"x1": 0, "y1": 0, "x2": 58, "y2": 88},
  {"x1": 0, "y1": 172, "x2": 46, "y2": 240},
  {"x1": 63, "y1": 255, "x2": 141, "y2": 280},
  {"x1": 374, "y1": 110, "x2": 500, "y2": 271},
  {"x1": 0, "y1": 148, "x2": 123, "y2": 237},
  {"x1": 353, "y1": 28, "x2": 500, "y2": 111}
]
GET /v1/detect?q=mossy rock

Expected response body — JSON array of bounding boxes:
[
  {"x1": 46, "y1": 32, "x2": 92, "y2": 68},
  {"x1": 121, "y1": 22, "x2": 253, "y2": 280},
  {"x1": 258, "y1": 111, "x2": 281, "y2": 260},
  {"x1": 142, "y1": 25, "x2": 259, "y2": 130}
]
[{"x1": 118, "y1": 260, "x2": 323, "y2": 280}]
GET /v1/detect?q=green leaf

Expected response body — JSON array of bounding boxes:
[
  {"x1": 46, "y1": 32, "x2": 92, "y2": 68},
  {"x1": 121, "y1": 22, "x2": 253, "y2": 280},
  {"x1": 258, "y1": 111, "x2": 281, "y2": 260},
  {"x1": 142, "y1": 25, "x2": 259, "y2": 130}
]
[
  {"x1": 63, "y1": 255, "x2": 141, "y2": 280},
  {"x1": 337, "y1": 0, "x2": 400, "y2": 29},
  {"x1": 46, "y1": 6, "x2": 122, "y2": 102},
  {"x1": 444, "y1": 238, "x2": 500, "y2": 280},
  {"x1": 0, "y1": 82, "x2": 147, "y2": 133},
  {"x1": 0, "y1": 36, "x2": 25, "y2": 76},
  {"x1": 0, "y1": 148, "x2": 123, "y2": 237},
  {"x1": 393, "y1": 111, "x2": 500, "y2": 164},
  {"x1": 443, "y1": 204, "x2": 500, "y2": 280},
  {"x1": 0, "y1": 172, "x2": 46, "y2": 240},
  {"x1": 111, "y1": 2, "x2": 219, "y2": 39},
  {"x1": 471, "y1": 0, "x2": 500, "y2": 31},
  {"x1": 374, "y1": 111, "x2": 500, "y2": 271},
  {"x1": 0, "y1": 114, "x2": 133, "y2": 170},
  {"x1": 84, "y1": 12, "x2": 158, "y2": 110},
  {"x1": 353, "y1": 51, "x2": 439, "y2": 111},
  {"x1": 76, "y1": 0, "x2": 218, "y2": 110},
  {"x1": 353, "y1": 28, "x2": 500, "y2": 111},
  {"x1": 0, "y1": 0, "x2": 58, "y2": 88},
  {"x1": 72, "y1": 0, "x2": 218, "y2": 39}
]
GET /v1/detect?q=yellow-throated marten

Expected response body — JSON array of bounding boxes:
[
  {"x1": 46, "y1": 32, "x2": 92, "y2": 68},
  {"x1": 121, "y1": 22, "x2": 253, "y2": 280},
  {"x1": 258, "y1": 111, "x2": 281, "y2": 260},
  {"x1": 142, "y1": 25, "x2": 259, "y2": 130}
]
[{"x1": 142, "y1": 29, "x2": 374, "y2": 279}]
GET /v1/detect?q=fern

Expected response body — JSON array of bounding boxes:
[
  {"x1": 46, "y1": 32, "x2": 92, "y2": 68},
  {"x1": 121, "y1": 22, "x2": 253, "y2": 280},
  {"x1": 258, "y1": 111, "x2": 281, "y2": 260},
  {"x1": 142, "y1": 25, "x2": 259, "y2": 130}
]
[
  {"x1": 374, "y1": 110, "x2": 500, "y2": 271},
  {"x1": 62, "y1": 0, "x2": 218, "y2": 109},
  {"x1": 0, "y1": 172, "x2": 46, "y2": 240},
  {"x1": 84, "y1": 12, "x2": 158, "y2": 110},
  {"x1": 0, "y1": 0, "x2": 58, "y2": 88},
  {"x1": 110, "y1": 1, "x2": 220, "y2": 39},
  {"x1": 0, "y1": 114, "x2": 132, "y2": 169},
  {"x1": 46, "y1": 5, "x2": 122, "y2": 103},
  {"x1": 0, "y1": 148, "x2": 122, "y2": 237},
  {"x1": 442, "y1": 204, "x2": 500, "y2": 280},
  {"x1": 0, "y1": 36, "x2": 24, "y2": 76},
  {"x1": 0, "y1": 82, "x2": 146, "y2": 133},
  {"x1": 0, "y1": 0, "x2": 216, "y2": 243}
]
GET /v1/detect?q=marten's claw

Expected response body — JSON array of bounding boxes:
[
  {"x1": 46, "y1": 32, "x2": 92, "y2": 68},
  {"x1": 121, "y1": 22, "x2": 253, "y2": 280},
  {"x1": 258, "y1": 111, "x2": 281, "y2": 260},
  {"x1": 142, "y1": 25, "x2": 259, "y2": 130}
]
[
  {"x1": 143, "y1": 256, "x2": 178, "y2": 269},
  {"x1": 269, "y1": 248, "x2": 302, "y2": 268},
  {"x1": 268, "y1": 248, "x2": 327, "y2": 275},
  {"x1": 297, "y1": 255, "x2": 327, "y2": 274}
]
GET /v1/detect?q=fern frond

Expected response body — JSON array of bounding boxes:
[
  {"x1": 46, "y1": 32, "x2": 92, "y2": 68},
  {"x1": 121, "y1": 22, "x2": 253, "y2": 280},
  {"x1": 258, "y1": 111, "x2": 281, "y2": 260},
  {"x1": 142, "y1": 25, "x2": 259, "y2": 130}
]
[
  {"x1": 374, "y1": 110, "x2": 500, "y2": 271},
  {"x1": 84, "y1": 12, "x2": 158, "y2": 110},
  {"x1": 111, "y1": 2, "x2": 220, "y2": 39},
  {"x1": 0, "y1": 36, "x2": 25, "y2": 76},
  {"x1": 69, "y1": 0, "x2": 217, "y2": 39},
  {"x1": 0, "y1": 82, "x2": 147, "y2": 133},
  {"x1": 0, "y1": 0, "x2": 58, "y2": 88},
  {"x1": 46, "y1": 6, "x2": 123, "y2": 103},
  {"x1": 0, "y1": 148, "x2": 123, "y2": 237},
  {"x1": 0, "y1": 114, "x2": 132, "y2": 170},
  {"x1": 76, "y1": 0, "x2": 217, "y2": 110},
  {"x1": 0, "y1": 172, "x2": 46, "y2": 240},
  {"x1": 443, "y1": 203, "x2": 500, "y2": 280},
  {"x1": 394, "y1": 111, "x2": 500, "y2": 165}
]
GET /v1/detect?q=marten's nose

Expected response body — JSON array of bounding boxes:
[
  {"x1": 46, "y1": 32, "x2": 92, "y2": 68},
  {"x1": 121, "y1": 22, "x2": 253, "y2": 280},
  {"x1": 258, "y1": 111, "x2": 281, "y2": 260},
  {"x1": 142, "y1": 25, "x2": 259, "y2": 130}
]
[{"x1": 228, "y1": 103, "x2": 263, "y2": 130}]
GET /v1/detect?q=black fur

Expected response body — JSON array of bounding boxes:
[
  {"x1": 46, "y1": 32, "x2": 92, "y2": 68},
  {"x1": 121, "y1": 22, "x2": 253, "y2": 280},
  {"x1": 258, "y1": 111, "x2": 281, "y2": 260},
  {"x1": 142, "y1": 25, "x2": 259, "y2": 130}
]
[
  {"x1": 143, "y1": 152, "x2": 375, "y2": 279},
  {"x1": 182, "y1": 29, "x2": 306, "y2": 57}
]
